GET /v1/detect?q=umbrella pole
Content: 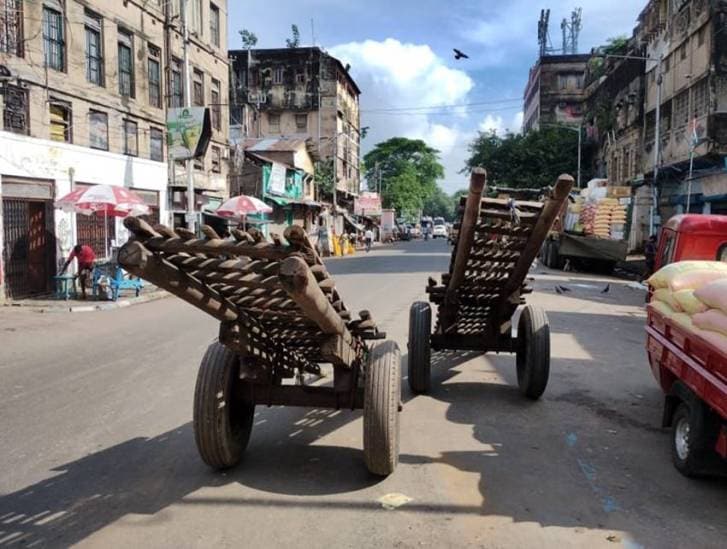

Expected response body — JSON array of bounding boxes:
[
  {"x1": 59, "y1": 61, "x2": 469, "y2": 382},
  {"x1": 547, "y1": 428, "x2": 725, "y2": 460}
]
[{"x1": 104, "y1": 208, "x2": 108, "y2": 260}]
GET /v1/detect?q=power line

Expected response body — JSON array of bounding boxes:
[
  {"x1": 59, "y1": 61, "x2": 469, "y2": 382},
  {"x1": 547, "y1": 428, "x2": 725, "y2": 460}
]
[{"x1": 361, "y1": 97, "x2": 522, "y2": 113}]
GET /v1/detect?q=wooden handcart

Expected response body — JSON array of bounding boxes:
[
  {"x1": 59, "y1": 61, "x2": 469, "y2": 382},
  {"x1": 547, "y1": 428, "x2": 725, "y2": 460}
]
[
  {"x1": 119, "y1": 218, "x2": 401, "y2": 476},
  {"x1": 408, "y1": 169, "x2": 573, "y2": 398}
]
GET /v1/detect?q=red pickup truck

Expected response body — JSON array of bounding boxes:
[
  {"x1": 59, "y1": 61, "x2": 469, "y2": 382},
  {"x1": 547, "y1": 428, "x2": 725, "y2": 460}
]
[{"x1": 646, "y1": 214, "x2": 727, "y2": 477}]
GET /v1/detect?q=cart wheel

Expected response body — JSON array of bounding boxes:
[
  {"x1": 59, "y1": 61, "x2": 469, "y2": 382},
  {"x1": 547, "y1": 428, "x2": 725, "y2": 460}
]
[
  {"x1": 193, "y1": 341, "x2": 254, "y2": 470},
  {"x1": 671, "y1": 401, "x2": 720, "y2": 477},
  {"x1": 364, "y1": 340, "x2": 401, "y2": 476},
  {"x1": 516, "y1": 305, "x2": 550, "y2": 400},
  {"x1": 408, "y1": 302, "x2": 432, "y2": 394}
]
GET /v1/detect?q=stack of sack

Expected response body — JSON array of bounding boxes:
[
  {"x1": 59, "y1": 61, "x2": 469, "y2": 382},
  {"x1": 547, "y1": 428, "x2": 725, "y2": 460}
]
[
  {"x1": 579, "y1": 202, "x2": 597, "y2": 235},
  {"x1": 592, "y1": 199, "x2": 614, "y2": 238},
  {"x1": 610, "y1": 203, "x2": 628, "y2": 240},
  {"x1": 648, "y1": 261, "x2": 727, "y2": 355}
]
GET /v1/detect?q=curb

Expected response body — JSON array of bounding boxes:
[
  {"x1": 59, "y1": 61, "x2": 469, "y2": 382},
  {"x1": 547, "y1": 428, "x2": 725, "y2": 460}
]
[{"x1": 7, "y1": 291, "x2": 170, "y2": 314}]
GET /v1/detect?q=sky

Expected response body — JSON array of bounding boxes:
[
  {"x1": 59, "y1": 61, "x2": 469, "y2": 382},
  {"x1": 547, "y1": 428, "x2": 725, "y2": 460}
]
[{"x1": 228, "y1": 1, "x2": 645, "y2": 194}]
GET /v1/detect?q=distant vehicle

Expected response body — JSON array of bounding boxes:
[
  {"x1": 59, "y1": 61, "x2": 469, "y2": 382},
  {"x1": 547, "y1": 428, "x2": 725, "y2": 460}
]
[
  {"x1": 432, "y1": 223, "x2": 447, "y2": 239},
  {"x1": 398, "y1": 223, "x2": 412, "y2": 241},
  {"x1": 410, "y1": 224, "x2": 422, "y2": 239}
]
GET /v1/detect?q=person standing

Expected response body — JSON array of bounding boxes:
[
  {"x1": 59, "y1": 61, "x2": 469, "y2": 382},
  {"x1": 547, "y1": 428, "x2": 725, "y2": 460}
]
[
  {"x1": 644, "y1": 235, "x2": 658, "y2": 281},
  {"x1": 364, "y1": 228, "x2": 374, "y2": 252},
  {"x1": 61, "y1": 244, "x2": 96, "y2": 299}
]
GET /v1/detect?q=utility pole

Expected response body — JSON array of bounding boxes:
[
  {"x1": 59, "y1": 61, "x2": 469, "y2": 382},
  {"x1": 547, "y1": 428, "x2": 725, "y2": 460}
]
[
  {"x1": 651, "y1": 55, "x2": 663, "y2": 237},
  {"x1": 182, "y1": 0, "x2": 195, "y2": 231},
  {"x1": 577, "y1": 123, "x2": 582, "y2": 189}
]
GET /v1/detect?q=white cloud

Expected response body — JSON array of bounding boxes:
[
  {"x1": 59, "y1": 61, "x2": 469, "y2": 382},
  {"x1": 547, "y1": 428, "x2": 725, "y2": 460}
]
[
  {"x1": 478, "y1": 111, "x2": 524, "y2": 136},
  {"x1": 330, "y1": 38, "x2": 474, "y2": 192},
  {"x1": 512, "y1": 111, "x2": 524, "y2": 133}
]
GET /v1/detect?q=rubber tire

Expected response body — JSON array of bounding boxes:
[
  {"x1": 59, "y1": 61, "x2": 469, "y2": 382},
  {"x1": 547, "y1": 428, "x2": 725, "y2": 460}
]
[
  {"x1": 671, "y1": 401, "x2": 719, "y2": 478},
  {"x1": 364, "y1": 340, "x2": 401, "y2": 476},
  {"x1": 193, "y1": 342, "x2": 255, "y2": 470},
  {"x1": 408, "y1": 302, "x2": 432, "y2": 394},
  {"x1": 516, "y1": 305, "x2": 551, "y2": 400}
]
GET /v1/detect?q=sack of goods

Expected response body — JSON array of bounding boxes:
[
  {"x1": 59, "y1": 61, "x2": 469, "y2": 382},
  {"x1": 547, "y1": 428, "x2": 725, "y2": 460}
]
[{"x1": 647, "y1": 262, "x2": 727, "y2": 355}]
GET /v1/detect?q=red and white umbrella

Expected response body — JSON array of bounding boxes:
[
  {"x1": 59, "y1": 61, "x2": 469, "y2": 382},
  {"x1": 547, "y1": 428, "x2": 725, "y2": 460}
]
[
  {"x1": 216, "y1": 195, "x2": 273, "y2": 220},
  {"x1": 55, "y1": 184, "x2": 150, "y2": 258},
  {"x1": 55, "y1": 184, "x2": 150, "y2": 217}
]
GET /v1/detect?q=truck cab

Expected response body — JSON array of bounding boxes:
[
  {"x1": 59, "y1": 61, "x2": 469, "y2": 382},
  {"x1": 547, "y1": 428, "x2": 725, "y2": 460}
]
[{"x1": 655, "y1": 214, "x2": 727, "y2": 269}]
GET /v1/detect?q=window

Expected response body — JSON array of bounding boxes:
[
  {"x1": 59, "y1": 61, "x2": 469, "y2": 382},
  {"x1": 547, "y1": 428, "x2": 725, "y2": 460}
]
[
  {"x1": 193, "y1": 68, "x2": 204, "y2": 106},
  {"x1": 210, "y1": 78, "x2": 221, "y2": 130},
  {"x1": 150, "y1": 127, "x2": 164, "y2": 161},
  {"x1": 85, "y1": 11, "x2": 103, "y2": 85},
  {"x1": 692, "y1": 77, "x2": 709, "y2": 118},
  {"x1": 194, "y1": 157, "x2": 203, "y2": 171},
  {"x1": 273, "y1": 66, "x2": 284, "y2": 85},
  {"x1": 296, "y1": 71, "x2": 305, "y2": 84},
  {"x1": 674, "y1": 89, "x2": 689, "y2": 127},
  {"x1": 645, "y1": 110, "x2": 656, "y2": 142},
  {"x1": 148, "y1": 45, "x2": 162, "y2": 108},
  {"x1": 650, "y1": 70, "x2": 656, "y2": 84},
  {"x1": 170, "y1": 58, "x2": 183, "y2": 107},
  {"x1": 118, "y1": 29, "x2": 134, "y2": 98},
  {"x1": 211, "y1": 145, "x2": 221, "y2": 173},
  {"x1": 89, "y1": 111, "x2": 108, "y2": 150},
  {"x1": 664, "y1": 55, "x2": 671, "y2": 73},
  {"x1": 49, "y1": 101, "x2": 71, "y2": 143},
  {"x1": 190, "y1": 0, "x2": 202, "y2": 34},
  {"x1": 43, "y1": 4, "x2": 64, "y2": 71},
  {"x1": 698, "y1": 26, "x2": 706, "y2": 47},
  {"x1": 3, "y1": 84, "x2": 28, "y2": 134},
  {"x1": 1, "y1": 0, "x2": 23, "y2": 56},
  {"x1": 295, "y1": 113, "x2": 307, "y2": 131},
  {"x1": 209, "y1": 3, "x2": 220, "y2": 47},
  {"x1": 268, "y1": 113, "x2": 280, "y2": 132},
  {"x1": 123, "y1": 120, "x2": 138, "y2": 156},
  {"x1": 680, "y1": 42, "x2": 687, "y2": 61}
]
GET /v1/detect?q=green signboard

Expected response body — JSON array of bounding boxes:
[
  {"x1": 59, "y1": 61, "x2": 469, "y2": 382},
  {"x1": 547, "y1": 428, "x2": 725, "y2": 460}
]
[{"x1": 167, "y1": 107, "x2": 211, "y2": 160}]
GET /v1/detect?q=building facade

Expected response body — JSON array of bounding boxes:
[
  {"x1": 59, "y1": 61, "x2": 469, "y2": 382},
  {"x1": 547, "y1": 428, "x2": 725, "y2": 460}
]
[
  {"x1": 523, "y1": 54, "x2": 591, "y2": 132},
  {"x1": 228, "y1": 47, "x2": 362, "y2": 206},
  {"x1": 0, "y1": 0, "x2": 228, "y2": 300},
  {"x1": 640, "y1": 0, "x2": 727, "y2": 221}
]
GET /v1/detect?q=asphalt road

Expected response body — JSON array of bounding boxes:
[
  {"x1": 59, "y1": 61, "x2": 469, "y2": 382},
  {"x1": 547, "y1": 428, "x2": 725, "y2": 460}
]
[{"x1": 0, "y1": 239, "x2": 725, "y2": 548}]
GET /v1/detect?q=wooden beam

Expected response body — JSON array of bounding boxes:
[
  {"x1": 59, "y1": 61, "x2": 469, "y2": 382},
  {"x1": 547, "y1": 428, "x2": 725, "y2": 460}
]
[{"x1": 118, "y1": 240, "x2": 238, "y2": 322}]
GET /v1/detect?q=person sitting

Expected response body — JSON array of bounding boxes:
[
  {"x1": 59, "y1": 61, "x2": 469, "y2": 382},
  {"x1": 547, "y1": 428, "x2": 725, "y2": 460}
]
[{"x1": 61, "y1": 244, "x2": 96, "y2": 299}]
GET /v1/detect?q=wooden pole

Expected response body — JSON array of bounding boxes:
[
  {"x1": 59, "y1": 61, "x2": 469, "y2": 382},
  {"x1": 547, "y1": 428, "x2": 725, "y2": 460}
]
[
  {"x1": 448, "y1": 168, "x2": 487, "y2": 291},
  {"x1": 118, "y1": 240, "x2": 238, "y2": 322},
  {"x1": 278, "y1": 256, "x2": 346, "y2": 336}
]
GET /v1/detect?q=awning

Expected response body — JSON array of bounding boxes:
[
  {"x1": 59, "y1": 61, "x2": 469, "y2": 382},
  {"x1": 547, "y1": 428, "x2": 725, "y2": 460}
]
[
  {"x1": 265, "y1": 195, "x2": 289, "y2": 207},
  {"x1": 342, "y1": 211, "x2": 365, "y2": 232}
]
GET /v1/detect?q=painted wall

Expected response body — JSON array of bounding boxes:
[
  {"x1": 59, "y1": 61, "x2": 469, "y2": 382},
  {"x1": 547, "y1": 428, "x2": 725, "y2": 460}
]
[{"x1": 0, "y1": 131, "x2": 168, "y2": 278}]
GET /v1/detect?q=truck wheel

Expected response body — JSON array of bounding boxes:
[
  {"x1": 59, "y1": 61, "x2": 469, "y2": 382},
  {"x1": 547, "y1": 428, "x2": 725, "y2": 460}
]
[
  {"x1": 193, "y1": 342, "x2": 255, "y2": 470},
  {"x1": 408, "y1": 302, "x2": 432, "y2": 394},
  {"x1": 516, "y1": 305, "x2": 550, "y2": 400},
  {"x1": 364, "y1": 340, "x2": 401, "y2": 476},
  {"x1": 671, "y1": 401, "x2": 720, "y2": 477}
]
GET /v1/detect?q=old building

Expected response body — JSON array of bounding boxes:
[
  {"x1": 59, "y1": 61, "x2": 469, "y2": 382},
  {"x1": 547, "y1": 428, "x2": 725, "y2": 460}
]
[
  {"x1": 228, "y1": 47, "x2": 362, "y2": 217},
  {"x1": 0, "y1": 0, "x2": 228, "y2": 300},
  {"x1": 637, "y1": 0, "x2": 727, "y2": 224},
  {"x1": 523, "y1": 54, "x2": 591, "y2": 132}
]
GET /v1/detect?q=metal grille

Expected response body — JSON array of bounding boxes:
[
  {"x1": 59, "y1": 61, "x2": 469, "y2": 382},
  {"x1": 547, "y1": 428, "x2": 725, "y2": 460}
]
[
  {"x1": 3, "y1": 84, "x2": 28, "y2": 134},
  {"x1": 75, "y1": 212, "x2": 115, "y2": 258},
  {"x1": 0, "y1": 0, "x2": 23, "y2": 56},
  {"x1": 2, "y1": 198, "x2": 56, "y2": 299}
]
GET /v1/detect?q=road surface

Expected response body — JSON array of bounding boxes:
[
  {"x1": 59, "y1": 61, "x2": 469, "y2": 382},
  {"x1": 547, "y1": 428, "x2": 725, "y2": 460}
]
[{"x1": 0, "y1": 239, "x2": 725, "y2": 548}]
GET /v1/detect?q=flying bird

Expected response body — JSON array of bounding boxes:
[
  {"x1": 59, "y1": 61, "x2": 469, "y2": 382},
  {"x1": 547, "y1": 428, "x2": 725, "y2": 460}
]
[{"x1": 453, "y1": 48, "x2": 470, "y2": 60}]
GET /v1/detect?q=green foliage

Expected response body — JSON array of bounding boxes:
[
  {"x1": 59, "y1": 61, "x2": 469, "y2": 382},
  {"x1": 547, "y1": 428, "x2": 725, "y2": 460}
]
[
  {"x1": 286, "y1": 25, "x2": 300, "y2": 48},
  {"x1": 422, "y1": 187, "x2": 455, "y2": 220},
  {"x1": 363, "y1": 138, "x2": 444, "y2": 216},
  {"x1": 315, "y1": 159, "x2": 334, "y2": 197},
  {"x1": 465, "y1": 128, "x2": 580, "y2": 188},
  {"x1": 239, "y1": 29, "x2": 258, "y2": 49},
  {"x1": 602, "y1": 35, "x2": 629, "y2": 56}
]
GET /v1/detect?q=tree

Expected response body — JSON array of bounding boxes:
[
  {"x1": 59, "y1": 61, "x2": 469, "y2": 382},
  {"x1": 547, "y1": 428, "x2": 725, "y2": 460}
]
[
  {"x1": 422, "y1": 187, "x2": 454, "y2": 220},
  {"x1": 363, "y1": 138, "x2": 445, "y2": 214},
  {"x1": 315, "y1": 159, "x2": 334, "y2": 197},
  {"x1": 465, "y1": 128, "x2": 581, "y2": 188},
  {"x1": 286, "y1": 24, "x2": 300, "y2": 48},
  {"x1": 239, "y1": 29, "x2": 258, "y2": 49}
]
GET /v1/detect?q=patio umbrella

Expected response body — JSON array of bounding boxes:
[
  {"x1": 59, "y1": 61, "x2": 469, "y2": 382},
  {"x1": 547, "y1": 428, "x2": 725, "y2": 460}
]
[
  {"x1": 55, "y1": 185, "x2": 150, "y2": 258},
  {"x1": 216, "y1": 195, "x2": 273, "y2": 230}
]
